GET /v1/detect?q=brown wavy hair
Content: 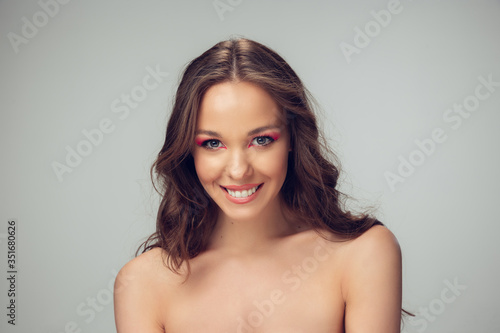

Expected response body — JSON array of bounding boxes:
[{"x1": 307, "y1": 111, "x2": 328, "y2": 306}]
[{"x1": 138, "y1": 37, "x2": 383, "y2": 268}]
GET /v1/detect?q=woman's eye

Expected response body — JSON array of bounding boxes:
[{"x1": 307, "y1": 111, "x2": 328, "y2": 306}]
[
  {"x1": 250, "y1": 136, "x2": 274, "y2": 146},
  {"x1": 202, "y1": 139, "x2": 224, "y2": 149}
]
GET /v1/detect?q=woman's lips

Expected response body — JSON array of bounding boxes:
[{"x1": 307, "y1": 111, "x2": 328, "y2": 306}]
[
  {"x1": 220, "y1": 183, "x2": 263, "y2": 204},
  {"x1": 222, "y1": 183, "x2": 262, "y2": 191}
]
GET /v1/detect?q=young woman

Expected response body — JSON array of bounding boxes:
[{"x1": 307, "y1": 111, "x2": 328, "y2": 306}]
[{"x1": 114, "y1": 38, "x2": 405, "y2": 332}]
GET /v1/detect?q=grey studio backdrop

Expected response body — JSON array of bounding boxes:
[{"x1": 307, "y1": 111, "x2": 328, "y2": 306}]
[{"x1": 1, "y1": 0, "x2": 499, "y2": 332}]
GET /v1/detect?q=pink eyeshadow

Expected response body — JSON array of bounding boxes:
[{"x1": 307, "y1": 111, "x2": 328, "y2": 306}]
[{"x1": 195, "y1": 137, "x2": 205, "y2": 146}]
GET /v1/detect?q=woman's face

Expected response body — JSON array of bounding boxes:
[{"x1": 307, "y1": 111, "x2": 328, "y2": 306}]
[{"x1": 192, "y1": 81, "x2": 291, "y2": 222}]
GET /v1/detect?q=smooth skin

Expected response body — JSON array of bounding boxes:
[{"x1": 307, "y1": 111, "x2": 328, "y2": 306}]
[{"x1": 114, "y1": 81, "x2": 402, "y2": 332}]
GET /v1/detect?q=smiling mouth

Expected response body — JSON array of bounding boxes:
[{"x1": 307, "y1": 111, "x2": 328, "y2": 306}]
[{"x1": 222, "y1": 184, "x2": 263, "y2": 198}]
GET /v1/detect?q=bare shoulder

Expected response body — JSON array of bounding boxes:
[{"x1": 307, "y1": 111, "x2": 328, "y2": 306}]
[
  {"x1": 117, "y1": 247, "x2": 172, "y2": 280},
  {"x1": 341, "y1": 225, "x2": 403, "y2": 332},
  {"x1": 295, "y1": 224, "x2": 401, "y2": 259},
  {"x1": 114, "y1": 248, "x2": 179, "y2": 333},
  {"x1": 348, "y1": 224, "x2": 401, "y2": 256},
  {"x1": 341, "y1": 225, "x2": 402, "y2": 282}
]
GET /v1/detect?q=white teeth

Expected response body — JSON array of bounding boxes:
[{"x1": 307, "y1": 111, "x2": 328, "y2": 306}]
[{"x1": 226, "y1": 185, "x2": 259, "y2": 198}]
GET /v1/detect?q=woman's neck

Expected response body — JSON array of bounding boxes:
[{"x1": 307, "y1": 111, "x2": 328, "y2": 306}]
[{"x1": 206, "y1": 199, "x2": 301, "y2": 254}]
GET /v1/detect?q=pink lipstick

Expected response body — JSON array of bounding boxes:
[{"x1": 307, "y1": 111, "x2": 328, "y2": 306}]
[{"x1": 220, "y1": 183, "x2": 263, "y2": 204}]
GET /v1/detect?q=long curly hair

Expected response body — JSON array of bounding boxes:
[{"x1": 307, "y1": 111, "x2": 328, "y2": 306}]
[{"x1": 137, "y1": 37, "x2": 383, "y2": 269}]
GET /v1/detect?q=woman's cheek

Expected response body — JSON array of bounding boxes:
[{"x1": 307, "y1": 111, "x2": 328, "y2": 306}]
[
  {"x1": 256, "y1": 149, "x2": 288, "y2": 173},
  {"x1": 195, "y1": 154, "x2": 223, "y2": 183}
]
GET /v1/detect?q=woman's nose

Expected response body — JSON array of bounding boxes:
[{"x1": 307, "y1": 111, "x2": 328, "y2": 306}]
[{"x1": 225, "y1": 149, "x2": 252, "y2": 180}]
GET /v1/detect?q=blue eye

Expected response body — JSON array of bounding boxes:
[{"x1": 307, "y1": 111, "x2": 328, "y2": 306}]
[
  {"x1": 250, "y1": 136, "x2": 274, "y2": 146},
  {"x1": 202, "y1": 139, "x2": 224, "y2": 149}
]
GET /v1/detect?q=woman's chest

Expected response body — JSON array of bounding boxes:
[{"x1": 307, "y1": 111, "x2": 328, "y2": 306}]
[{"x1": 161, "y1": 252, "x2": 345, "y2": 333}]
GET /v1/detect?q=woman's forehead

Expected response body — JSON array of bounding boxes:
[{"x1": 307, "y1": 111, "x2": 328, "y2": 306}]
[{"x1": 196, "y1": 81, "x2": 287, "y2": 131}]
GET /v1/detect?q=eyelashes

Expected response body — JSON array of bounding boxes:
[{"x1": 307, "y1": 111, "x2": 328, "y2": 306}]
[
  {"x1": 250, "y1": 136, "x2": 274, "y2": 147},
  {"x1": 200, "y1": 139, "x2": 226, "y2": 150},
  {"x1": 197, "y1": 134, "x2": 279, "y2": 150}
]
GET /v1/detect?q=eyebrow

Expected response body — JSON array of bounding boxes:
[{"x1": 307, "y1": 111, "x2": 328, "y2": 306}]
[{"x1": 195, "y1": 124, "x2": 283, "y2": 137}]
